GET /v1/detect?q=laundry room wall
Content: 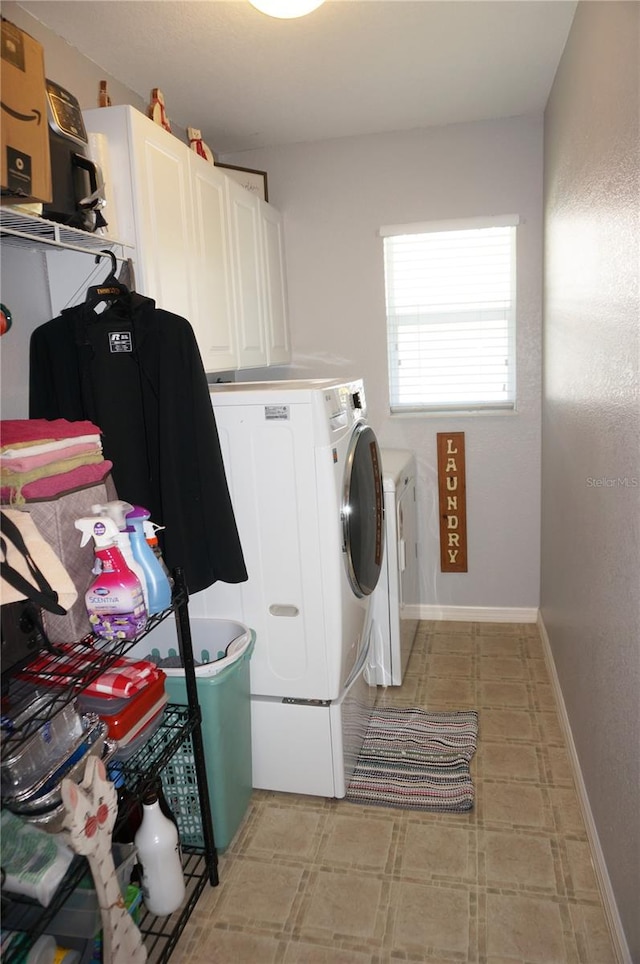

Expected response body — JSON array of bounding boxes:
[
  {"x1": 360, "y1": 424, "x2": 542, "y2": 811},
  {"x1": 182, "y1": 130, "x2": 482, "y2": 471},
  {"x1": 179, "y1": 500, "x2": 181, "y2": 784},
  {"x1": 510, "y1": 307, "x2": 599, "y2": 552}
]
[
  {"x1": 222, "y1": 117, "x2": 544, "y2": 616},
  {"x1": 541, "y1": 2, "x2": 639, "y2": 958}
]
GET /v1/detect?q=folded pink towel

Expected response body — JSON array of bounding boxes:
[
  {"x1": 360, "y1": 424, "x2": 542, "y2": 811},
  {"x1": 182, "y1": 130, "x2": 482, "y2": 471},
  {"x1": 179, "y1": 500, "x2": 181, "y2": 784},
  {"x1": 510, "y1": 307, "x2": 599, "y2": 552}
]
[{"x1": 0, "y1": 419, "x2": 102, "y2": 450}]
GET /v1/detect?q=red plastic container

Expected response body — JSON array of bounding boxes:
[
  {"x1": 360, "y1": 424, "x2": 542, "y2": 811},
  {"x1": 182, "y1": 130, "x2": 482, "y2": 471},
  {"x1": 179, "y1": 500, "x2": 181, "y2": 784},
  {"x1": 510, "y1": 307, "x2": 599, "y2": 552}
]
[{"x1": 78, "y1": 672, "x2": 166, "y2": 741}]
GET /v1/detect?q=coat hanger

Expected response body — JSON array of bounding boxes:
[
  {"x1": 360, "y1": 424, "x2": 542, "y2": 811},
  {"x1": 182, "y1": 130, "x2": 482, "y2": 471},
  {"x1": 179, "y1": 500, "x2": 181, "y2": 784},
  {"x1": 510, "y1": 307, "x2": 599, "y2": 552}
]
[{"x1": 85, "y1": 249, "x2": 129, "y2": 310}]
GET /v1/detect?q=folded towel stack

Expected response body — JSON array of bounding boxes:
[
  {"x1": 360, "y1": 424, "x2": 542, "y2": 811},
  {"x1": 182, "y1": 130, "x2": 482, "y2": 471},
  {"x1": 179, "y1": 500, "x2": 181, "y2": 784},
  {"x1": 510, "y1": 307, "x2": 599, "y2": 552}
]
[{"x1": 0, "y1": 419, "x2": 113, "y2": 505}]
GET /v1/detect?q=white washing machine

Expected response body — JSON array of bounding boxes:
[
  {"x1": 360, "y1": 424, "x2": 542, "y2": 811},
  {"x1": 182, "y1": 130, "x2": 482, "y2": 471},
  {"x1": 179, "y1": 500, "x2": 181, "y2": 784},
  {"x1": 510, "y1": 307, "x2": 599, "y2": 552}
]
[
  {"x1": 190, "y1": 378, "x2": 384, "y2": 797},
  {"x1": 371, "y1": 449, "x2": 419, "y2": 685}
]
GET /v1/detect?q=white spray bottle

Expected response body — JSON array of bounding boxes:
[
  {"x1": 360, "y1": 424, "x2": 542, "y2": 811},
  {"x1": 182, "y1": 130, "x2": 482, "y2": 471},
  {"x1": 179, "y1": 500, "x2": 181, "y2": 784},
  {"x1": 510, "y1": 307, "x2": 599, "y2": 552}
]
[
  {"x1": 75, "y1": 516, "x2": 148, "y2": 641},
  {"x1": 91, "y1": 500, "x2": 150, "y2": 611}
]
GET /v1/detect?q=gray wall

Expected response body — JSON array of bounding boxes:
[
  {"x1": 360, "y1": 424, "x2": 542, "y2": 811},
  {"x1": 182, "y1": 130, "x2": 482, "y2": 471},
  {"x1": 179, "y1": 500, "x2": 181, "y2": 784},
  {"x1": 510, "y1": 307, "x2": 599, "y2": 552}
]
[
  {"x1": 542, "y1": 2, "x2": 640, "y2": 959},
  {"x1": 223, "y1": 117, "x2": 544, "y2": 614},
  {"x1": 2, "y1": 2, "x2": 147, "y2": 116}
]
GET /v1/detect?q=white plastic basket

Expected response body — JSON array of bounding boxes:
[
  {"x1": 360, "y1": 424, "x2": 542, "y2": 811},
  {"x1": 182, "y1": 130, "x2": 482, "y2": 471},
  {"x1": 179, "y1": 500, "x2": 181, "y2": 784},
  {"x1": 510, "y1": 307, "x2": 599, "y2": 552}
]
[{"x1": 135, "y1": 618, "x2": 252, "y2": 678}]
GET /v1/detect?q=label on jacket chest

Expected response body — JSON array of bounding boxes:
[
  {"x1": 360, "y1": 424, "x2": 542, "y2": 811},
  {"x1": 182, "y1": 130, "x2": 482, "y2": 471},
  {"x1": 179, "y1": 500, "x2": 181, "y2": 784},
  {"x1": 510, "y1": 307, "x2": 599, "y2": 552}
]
[{"x1": 109, "y1": 331, "x2": 133, "y2": 353}]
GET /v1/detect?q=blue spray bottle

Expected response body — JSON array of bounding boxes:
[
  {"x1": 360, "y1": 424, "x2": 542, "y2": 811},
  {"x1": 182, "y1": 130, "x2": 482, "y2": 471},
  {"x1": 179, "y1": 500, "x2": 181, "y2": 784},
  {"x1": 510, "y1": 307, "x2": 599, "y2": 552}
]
[
  {"x1": 143, "y1": 520, "x2": 174, "y2": 589},
  {"x1": 125, "y1": 506, "x2": 172, "y2": 614}
]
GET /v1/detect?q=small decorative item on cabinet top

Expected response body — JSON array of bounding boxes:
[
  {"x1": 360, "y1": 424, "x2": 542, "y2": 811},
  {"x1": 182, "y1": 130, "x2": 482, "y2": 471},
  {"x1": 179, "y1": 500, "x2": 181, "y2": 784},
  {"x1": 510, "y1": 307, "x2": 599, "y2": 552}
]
[
  {"x1": 187, "y1": 127, "x2": 215, "y2": 165},
  {"x1": 215, "y1": 162, "x2": 268, "y2": 202},
  {"x1": 148, "y1": 87, "x2": 171, "y2": 132},
  {"x1": 98, "y1": 80, "x2": 111, "y2": 107}
]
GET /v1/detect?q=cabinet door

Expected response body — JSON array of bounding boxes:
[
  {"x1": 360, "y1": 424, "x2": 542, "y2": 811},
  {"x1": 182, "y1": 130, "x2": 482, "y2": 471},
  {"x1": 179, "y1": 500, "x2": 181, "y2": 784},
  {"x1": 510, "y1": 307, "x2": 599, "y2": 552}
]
[
  {"x1": 128, "y1": 110, "x2": 196, "y2": 324},
  {"x1": 259, "y1": 199, "x2": 291, "y2": 366},
  {"x1": 189, "y1": 157, "x2": 237, "y2": 371},
  {"x1": 226, "y1": 178, "x2": 267, "y2": 369}
]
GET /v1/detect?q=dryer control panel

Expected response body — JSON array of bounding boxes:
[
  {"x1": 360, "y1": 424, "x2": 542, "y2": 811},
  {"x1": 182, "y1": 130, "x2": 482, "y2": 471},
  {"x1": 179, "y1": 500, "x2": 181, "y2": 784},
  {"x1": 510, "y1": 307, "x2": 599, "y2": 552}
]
[{"x1": 323, "y1": 379, "x2": 367, "y2": 433}]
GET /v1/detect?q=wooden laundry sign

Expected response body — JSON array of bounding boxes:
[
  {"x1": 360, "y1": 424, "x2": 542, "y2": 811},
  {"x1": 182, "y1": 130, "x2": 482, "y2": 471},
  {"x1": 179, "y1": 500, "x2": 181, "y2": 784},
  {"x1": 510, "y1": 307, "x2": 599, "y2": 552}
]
[{"x1": 437, "y1": 432, "x2": 468, "y2": 572}]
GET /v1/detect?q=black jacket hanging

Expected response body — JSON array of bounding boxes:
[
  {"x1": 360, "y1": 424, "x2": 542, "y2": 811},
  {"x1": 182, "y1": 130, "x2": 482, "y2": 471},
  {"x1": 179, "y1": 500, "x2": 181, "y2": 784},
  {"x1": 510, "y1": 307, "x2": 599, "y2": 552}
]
[{"x1": 29, "y1": 293, "x2": 247, "y2": 594}]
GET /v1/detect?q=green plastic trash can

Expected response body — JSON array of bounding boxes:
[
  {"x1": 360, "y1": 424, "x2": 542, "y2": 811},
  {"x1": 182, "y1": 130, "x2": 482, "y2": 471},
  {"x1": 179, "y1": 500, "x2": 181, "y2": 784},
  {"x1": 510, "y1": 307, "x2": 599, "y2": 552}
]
[{"x1": 146, "y1": 619, "x2": 255, "y2": 852}]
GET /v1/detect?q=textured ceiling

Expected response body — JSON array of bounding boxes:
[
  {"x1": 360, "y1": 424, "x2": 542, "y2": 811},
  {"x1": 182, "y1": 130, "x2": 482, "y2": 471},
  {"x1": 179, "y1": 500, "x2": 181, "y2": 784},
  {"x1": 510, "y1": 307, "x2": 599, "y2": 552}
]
[{"x1": 18, "y1": 0, "x2": 577, "y2": 154}]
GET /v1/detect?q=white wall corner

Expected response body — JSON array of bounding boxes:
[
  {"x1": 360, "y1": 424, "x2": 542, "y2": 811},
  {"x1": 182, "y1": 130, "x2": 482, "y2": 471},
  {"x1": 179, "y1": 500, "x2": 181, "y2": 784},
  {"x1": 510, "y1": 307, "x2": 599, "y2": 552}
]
[
  {"x1": 537, "y1": 613, "x2": 632, "y2": 964},
  {"x1": 413, "y1": 605, "x2": 539, "y2": 623}
]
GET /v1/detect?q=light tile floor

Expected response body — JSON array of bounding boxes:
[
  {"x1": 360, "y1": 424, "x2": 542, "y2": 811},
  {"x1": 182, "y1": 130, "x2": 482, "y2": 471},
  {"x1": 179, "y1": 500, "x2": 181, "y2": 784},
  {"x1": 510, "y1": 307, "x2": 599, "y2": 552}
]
[{"x1": 170, "y1": 622, "x2": 617, "y2": 963}]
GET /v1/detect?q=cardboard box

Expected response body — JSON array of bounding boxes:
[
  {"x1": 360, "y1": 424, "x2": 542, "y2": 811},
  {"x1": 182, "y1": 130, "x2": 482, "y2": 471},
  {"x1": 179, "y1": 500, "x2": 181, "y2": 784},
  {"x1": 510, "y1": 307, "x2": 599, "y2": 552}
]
[{"x1": 1, "y1": 18, "x2": 52, "y2": 203}]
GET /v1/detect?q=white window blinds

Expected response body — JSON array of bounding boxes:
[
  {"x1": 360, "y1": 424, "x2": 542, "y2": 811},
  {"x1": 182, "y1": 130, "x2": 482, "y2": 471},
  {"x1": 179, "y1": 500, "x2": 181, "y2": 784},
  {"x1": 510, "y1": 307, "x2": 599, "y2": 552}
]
[{"x1": 381, "y1": 216, "x2": 518, "y2": 414}]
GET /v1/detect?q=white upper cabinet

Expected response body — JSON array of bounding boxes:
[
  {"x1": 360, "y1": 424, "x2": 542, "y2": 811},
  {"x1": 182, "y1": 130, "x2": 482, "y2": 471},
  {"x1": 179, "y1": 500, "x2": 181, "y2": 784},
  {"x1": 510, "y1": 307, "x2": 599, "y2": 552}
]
[
  {"x1": 127, "y1": 108, "x2": 197, "y2": 324},
  {"x1": 188, "y1": 154, "x2": 237, "y2": 371},
  {"x1": 83, "y1": 105, "x2": 290, "y2": 373},
  {"x1": 260, "y1": 198, "x2": 290, "y2": 366},
  {"x1": 226, "y1": 177, "x2": 268, "y2": 369}
]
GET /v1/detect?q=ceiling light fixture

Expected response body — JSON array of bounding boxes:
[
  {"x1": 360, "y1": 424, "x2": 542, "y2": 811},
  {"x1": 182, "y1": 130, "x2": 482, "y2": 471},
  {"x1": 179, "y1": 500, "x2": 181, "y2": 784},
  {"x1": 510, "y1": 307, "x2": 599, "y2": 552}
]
[{"x1": 248, "y1": 0, "x2": 325, "y2": 18}]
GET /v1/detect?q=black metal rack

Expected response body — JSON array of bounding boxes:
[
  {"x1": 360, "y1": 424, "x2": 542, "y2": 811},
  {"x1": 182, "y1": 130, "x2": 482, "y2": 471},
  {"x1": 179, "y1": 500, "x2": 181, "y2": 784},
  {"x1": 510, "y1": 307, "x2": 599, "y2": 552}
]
[{"x1": 1, "y1": 567, "x2": 218, "y2": 964}]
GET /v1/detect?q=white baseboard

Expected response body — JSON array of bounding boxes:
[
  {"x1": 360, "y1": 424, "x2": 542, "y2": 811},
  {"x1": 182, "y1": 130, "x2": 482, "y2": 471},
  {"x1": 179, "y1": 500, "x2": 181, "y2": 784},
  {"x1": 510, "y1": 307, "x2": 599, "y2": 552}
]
[
  {"x1": 537, "y1": 613, "x2": 631, "y2": 964},
  {"x1": 412, "y1": 604, "x2": 539, "y2": 623}
]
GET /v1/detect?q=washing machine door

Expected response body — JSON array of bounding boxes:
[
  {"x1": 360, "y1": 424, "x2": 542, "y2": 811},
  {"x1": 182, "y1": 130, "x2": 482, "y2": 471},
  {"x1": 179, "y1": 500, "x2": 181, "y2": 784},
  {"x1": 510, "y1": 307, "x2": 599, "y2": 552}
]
[{"x1": 341, "y1": 424, "x2": 384, "y2": 597}]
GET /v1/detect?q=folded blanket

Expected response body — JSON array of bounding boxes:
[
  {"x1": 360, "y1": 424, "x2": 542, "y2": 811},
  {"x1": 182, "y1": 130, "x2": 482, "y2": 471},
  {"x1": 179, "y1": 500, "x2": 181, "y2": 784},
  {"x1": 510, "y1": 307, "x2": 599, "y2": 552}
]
[
  {"x1": 1, "y1": 452, "x2": 105, "y2": 494},
  {"x1": 1, "y1": 434, "x2": 101, "y2": 461},
  {"x1": 0, "y1": 442, "x2": 102, "y2": 474},
  {"x1": 0, "y1": 419, "x2": 102, "y2": 451},
  {"x1": 1, "y1": 459, "x2": 113, "y2": 505}
]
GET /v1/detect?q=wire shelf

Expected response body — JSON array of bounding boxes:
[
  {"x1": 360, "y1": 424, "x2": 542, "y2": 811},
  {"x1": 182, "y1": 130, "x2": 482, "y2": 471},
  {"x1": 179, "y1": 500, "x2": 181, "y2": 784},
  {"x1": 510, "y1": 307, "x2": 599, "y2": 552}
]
[
  {"x1": 0, "y1": 208, "x2": 131, "y2": 258},
  {"x1": 0, "y1": 570, "x2": 218, "y2": 963},
  {"x1": 1, "y1": 587, "x2": 188, "y2": 752}
]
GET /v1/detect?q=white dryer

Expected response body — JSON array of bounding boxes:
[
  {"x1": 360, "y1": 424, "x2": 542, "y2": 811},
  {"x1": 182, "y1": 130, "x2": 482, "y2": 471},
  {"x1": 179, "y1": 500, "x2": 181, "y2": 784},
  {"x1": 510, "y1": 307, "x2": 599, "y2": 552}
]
[
  {"x1": 371, "y1": 449, "x2": 419, "y2": 685},
  {"x1": 191, "y1": 378, "x2": 384, "y2": 797}
]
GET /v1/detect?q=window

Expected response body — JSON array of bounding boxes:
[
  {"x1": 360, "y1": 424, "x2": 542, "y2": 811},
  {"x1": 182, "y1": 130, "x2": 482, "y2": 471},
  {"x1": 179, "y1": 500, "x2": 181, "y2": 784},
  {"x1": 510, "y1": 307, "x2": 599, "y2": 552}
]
[{"x1": 381, "y1": 215, "x2": 518, "y2": 414}]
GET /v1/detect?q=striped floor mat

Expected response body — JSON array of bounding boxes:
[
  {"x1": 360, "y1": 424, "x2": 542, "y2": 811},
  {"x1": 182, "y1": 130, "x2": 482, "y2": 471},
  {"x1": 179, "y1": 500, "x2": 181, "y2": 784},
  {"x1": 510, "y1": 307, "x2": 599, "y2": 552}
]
[{"x1": 346, "y1": 707, "x2": 478, "y2": 812}]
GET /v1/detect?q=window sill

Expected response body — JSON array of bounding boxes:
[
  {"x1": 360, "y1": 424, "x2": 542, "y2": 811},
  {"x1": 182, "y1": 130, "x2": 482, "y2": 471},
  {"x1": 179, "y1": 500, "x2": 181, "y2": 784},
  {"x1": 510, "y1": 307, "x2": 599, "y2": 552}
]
[{"x1": 389, "y1": 407, "x2": 518, "y2": 419}]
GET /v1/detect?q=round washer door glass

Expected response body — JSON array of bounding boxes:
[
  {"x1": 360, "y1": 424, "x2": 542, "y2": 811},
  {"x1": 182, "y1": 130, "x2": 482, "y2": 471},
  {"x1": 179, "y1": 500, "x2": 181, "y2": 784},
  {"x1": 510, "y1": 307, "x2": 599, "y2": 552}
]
[{"x1": 342, "y1": 424, "x2": 384, "y2": 597}]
